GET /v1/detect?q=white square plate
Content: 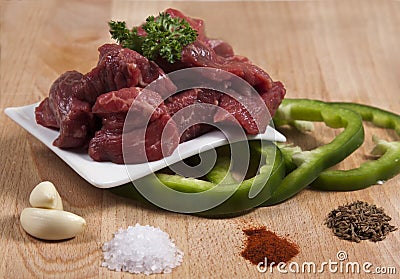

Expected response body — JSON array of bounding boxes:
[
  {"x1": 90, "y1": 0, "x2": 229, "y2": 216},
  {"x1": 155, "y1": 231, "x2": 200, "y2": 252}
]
[{"x1": 5, "y1": 103, "x2": 286, "y2": 188}]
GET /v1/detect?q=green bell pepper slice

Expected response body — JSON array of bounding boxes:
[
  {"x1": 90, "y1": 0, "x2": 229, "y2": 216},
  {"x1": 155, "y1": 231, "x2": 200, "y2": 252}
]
[
  {"x1": 311, "y1": 102, "x2": 400, "y2": 191},
  {"x1": 110, "y1": 141, "x2": 285, "y2": 216},
  {"x1": 261, "y1": 99, "x2": 365, "y2": 206}
]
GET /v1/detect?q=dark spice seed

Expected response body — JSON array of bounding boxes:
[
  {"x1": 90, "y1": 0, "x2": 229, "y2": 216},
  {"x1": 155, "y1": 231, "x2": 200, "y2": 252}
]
[{"x1": 325, "y1": 200, "x2": 398, "y2": 243}]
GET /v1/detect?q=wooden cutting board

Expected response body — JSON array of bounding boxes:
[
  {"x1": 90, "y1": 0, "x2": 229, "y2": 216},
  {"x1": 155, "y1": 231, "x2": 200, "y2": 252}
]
[{"x1": 1, "y1": 0, "x2": 399, "y2": 278}]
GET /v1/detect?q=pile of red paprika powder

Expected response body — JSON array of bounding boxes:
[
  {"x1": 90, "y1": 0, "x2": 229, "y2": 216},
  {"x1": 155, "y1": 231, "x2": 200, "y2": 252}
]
[{"x1": 241, "y1": 226, "x2": 299, "y2": 268}]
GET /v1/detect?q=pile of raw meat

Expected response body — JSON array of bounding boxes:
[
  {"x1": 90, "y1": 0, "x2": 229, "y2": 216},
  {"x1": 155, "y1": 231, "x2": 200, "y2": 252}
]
[{"x1": 35, "y1": 9, "x2": 286, "y2": 164}]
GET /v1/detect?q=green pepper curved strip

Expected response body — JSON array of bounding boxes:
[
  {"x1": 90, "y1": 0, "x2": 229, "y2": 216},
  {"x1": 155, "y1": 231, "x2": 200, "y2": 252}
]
[
  {"x1": 110, "y1": 141, "x2": 285, "y2": 216},
  {"x1": 275, "y1": 142, "x2": 302, "y2": 174},
  {"x1": 205, "y1": 156, "x2": 242, "y2": 185},
  {"x1": 180, "y1": 142, "x2": 285, "y2": 215},
  {"x1": 261, "y1": 99, "x2": 364, "y2": 206},
  {"x1": 310, "y1": 102, "x2": 400, "y2": 191}
]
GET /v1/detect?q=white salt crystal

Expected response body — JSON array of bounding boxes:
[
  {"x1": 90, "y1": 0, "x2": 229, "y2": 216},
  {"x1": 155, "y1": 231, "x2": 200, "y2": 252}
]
[{"x1": 102, "y1": 223, "x2": 184, "y2": 275}]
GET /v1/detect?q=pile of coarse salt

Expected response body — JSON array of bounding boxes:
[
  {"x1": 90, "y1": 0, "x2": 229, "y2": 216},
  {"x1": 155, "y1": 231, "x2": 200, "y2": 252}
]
[{"x1": 101, "y1": 224, "x2": 184, "y2": 275}]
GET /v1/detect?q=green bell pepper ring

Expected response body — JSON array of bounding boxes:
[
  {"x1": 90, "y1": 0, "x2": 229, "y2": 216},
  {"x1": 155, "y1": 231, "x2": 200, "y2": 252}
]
[
  {"x1": 261, "y1": 99, "x2": 364, "y2": 206},
  {"x1": 110, "y1": 141, "x2": 285, "y2": 216},
  {"x1": 311, "y1": 102, "x2": 400, "y2": 191}
]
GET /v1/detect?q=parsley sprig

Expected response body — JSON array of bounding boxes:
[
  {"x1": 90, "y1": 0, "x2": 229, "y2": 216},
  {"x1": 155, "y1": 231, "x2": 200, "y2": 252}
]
[{"x1": 109, "y1": 12, "x2": 198, "y2": 63}]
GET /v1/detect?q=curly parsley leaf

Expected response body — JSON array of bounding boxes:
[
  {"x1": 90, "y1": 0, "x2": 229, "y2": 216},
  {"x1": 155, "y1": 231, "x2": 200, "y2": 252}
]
[{"x1": 108, "y1": 12, "x2": 198, "y2": 63}]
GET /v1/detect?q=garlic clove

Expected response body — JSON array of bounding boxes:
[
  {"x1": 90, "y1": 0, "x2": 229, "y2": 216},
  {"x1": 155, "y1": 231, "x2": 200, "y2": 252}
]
[
  {"x1": 20, "y1": 208, "x2": 86, "y2": 240},
  {"x1": 29, "y1": 181, "x2": 63, "y2": 210}
]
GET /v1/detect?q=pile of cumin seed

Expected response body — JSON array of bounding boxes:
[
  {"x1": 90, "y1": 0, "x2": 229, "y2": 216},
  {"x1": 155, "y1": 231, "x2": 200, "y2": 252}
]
[{"x1": 325, "y1": 200, "x2": 398, "y2": 243}]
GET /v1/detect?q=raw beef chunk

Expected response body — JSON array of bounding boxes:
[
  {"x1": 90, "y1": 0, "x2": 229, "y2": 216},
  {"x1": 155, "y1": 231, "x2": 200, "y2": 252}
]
[
  {"x1": 155, "y1": 9, "x2": 286, "y2": 132},
  {"x1": 89, "y1": 87, "x2": 179, "y2": 164},
  {"x1": 165, "y1": 88, "x2": 222, "y2": 142},
  {"x1": 76, "y1": 44, "x2": 176, "y2": 104},
  {"x1": 35, "y1": 71, "x2": 95, "y2": 148}
]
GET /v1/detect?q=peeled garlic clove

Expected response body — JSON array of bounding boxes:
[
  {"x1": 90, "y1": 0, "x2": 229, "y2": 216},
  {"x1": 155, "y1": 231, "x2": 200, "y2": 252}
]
[
  {"x1": 20, "y1": 208, "x2": 86, "y2": 240},
  {"x1": 29, "y1": 181, "x2": 63, "y2": 210}
]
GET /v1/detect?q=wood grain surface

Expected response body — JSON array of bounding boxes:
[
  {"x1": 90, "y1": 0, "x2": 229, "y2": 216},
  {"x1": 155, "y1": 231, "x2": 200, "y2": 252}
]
[{"x1": 1, "y1": 0, "x2": 399, "y2": 278}]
